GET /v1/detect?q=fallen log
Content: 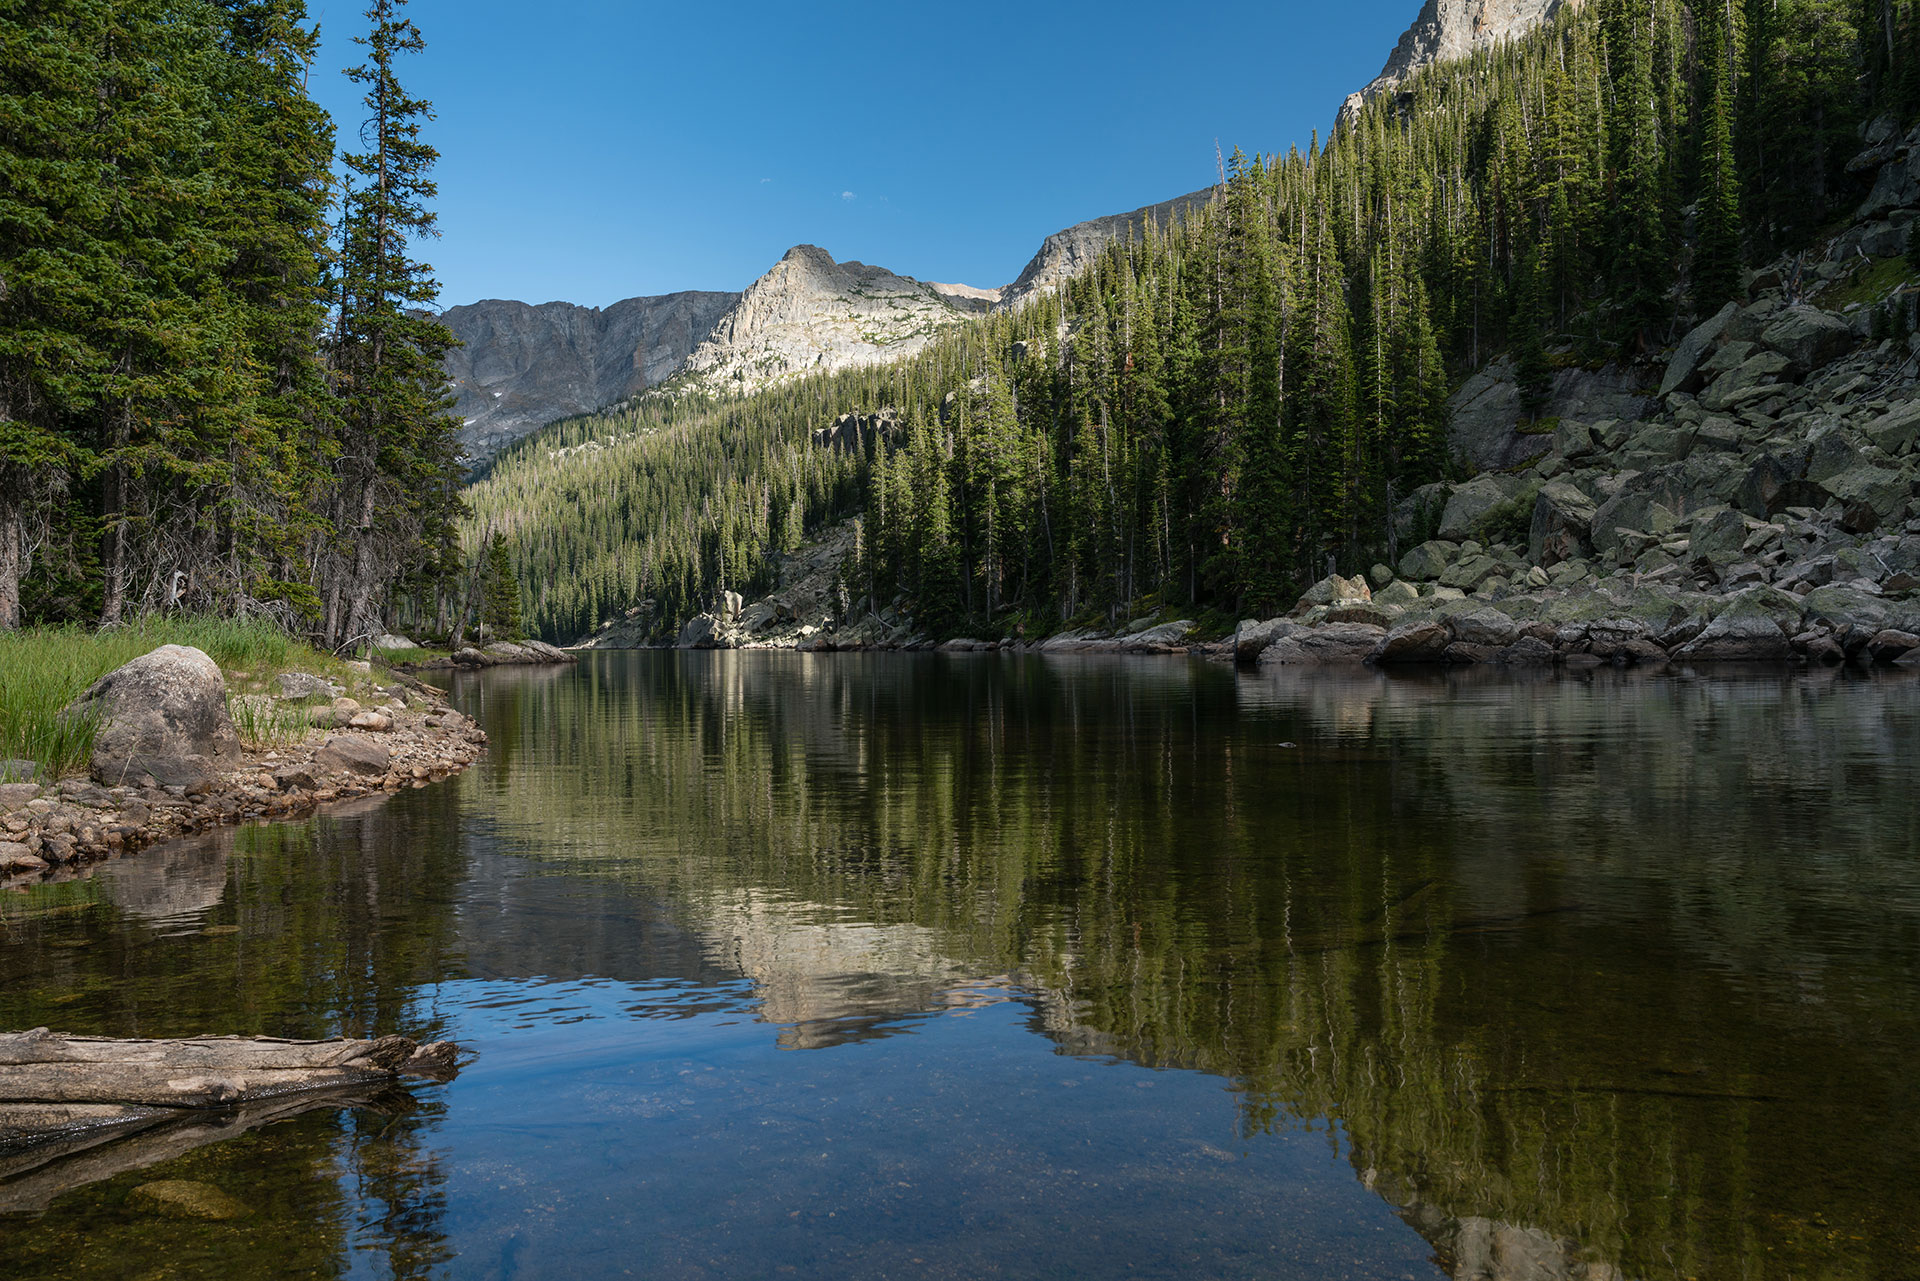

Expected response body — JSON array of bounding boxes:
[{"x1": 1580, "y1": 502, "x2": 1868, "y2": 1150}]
[
  {"x1": 0, "y1": 1086, "x2": 415, "y2": 1216},
  {"x1": 0, "y1": 1029, "x2": 462, "y2": 1144}
]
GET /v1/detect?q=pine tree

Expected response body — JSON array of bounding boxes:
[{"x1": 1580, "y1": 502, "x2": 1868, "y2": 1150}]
[
  {"x1": 322, "y1": 0, "x2": 463, "y2": 648},
  {"x1": 480, "y1": 532, "x2": 523, "y2": 639},
  {"x1": 1514, "y1": 247, "x2": 1553, "y2": 419},
  {"x1": 1693, "y1": 12, "x2": 1745, "y2": 313}
]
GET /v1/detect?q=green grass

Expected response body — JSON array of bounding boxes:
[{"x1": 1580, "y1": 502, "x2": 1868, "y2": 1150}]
[
  {"x1": 0, "y1": 617, "x2": 368, "y2": 781},
  {"x1": 1813, "y1": 256, "x2": 1915, "y2": 311}
]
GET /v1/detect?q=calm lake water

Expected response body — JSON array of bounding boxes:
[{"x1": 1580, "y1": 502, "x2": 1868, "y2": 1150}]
[{"x1": 2, "y1": 653, "x2": 1918, "y2": 1280}]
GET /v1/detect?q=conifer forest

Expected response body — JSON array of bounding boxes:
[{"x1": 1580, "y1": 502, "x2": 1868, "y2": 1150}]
[{"x1": 0, "y1": 0, "x2": 463, "y2": 646}]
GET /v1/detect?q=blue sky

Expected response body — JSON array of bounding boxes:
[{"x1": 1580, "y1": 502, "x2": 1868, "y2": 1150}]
[{"x1": 305, "y1": 1, "x2": 1419, "y2": 309}]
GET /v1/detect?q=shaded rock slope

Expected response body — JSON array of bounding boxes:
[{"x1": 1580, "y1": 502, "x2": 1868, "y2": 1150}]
[{"x1": 442, "y1": 291, "x2": 737, "y2": 464}]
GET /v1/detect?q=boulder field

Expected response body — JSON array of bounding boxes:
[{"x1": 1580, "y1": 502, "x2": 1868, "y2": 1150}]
[{"x1": 1234, "y1": 287, "x2": 1920, "y2": 670}]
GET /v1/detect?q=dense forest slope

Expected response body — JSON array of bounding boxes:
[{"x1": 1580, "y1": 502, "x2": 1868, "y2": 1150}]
[{"x1": 471, "y1": 0, "x2": 1917, "y2": 652}]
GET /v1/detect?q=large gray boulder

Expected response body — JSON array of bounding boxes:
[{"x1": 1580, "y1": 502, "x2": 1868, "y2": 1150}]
[
  {"x1": 1676, "y1": 594, "x2": 1797, "y2": 662},
  {"x1": 1369, "y1": 619, "x2": 1452, "y2": 664},
  {"x1": 1862, "y1": 401, "x2": 1920, "y2": 456},
  {"x1": 1398, "y1": 540, "x2": 1458, "y2": 582},
  {"x1": 1233, "y1": 619, "x2": 1296, "y2": 664},
  {"x1": 1448, "y1": 358, "x2": 1651, "y2": 473},
  {"x1": 1447, "y1": 607, "x2": 1522, "y2": 648},
  {"x1": 68, "y1": 645, "x2": 241, "y2": 789},
  {"x1": 1528, "y1": 481, "x2": 1598, "y2": 566},
  {"x1": 315, "y1": 735, "x2": 389, "y2": 778},
  {"x1": 1591, "y1": 463, "x2": 1730, "y2": 556},
  {"x1": 1659, "y1": 302, "x2": 1738, "y2": 397},
  {"x1": 1438, "y1": 476, "x2": 1529, "y2": 542},
  {"x1": 1824, "y1": 464, "x2": 1913, "y2": 532},
  {"x1": 1759, "y1": 306, "x2": 1856, "y2": 374},
  {"x1": 1257, "y1": 623, "x2": 1386, "y2": 666},
  {"x1": 676, "y1": 613, "x2": 724, "y2": 649}
]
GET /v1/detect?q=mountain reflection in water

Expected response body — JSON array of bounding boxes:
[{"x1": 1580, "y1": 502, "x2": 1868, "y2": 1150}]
[{"x1": 1, "y1": 652, "x2": 1915, "y2": 1281}]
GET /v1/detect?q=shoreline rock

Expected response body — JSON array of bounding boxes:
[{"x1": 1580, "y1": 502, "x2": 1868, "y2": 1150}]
[
  {"x1": 397, "y1": 639, "x2": 577, "y2": 672},
  {"x1": 2, "y1": 672, "x2": 487, "y2": 888}
]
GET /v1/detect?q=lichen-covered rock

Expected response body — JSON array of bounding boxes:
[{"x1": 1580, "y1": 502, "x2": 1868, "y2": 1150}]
[
  {"x1": 1398, "y1": 540, "x2": 1457, "y2": 581},
  {"x1": 1439, "y1": 555, "x2": 1504, "y2": 592},
  {"x1": 1823, "y1": 464, "x2": 1911, "y2": 531},
  {"x1": 1438, "y1": 476, "x2": 1528, "y2": 542},
  {"x1": 1370, "y1": 620, "x2": 1452, "y2": 664},
  {"x1": 1529, "y1": 481, "x2": 1598, "y2": 567},
  {"x1": 68, "y1": 646, "x2": 240, "y2": 790},
  {"x1": 1447, "y1": 607, "x2": 1522, "y2": 648},
  {"x1": 1862, "y1": 401, "x2": 1920, "y2": 456},
  {"x1": 1760, "y1": 306, "x2": 1857, "y2": 374},
  {"x1": 1375, "y1": 579, "x2": 1422, "y2": 606},
  {"x1": 1258, "y1": 623, "x2": 1386, "y2": 666},
  {"x1": 1660, "y1": 302, "x2": 1738, "y2": 397}
]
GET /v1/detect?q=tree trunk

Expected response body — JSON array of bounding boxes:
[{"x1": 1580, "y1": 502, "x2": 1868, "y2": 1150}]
[
  {"x1": 0, "y1": 1030, "x2": 458, "y2": 1117},
  {"x1": 0, "y1": 480, "x2": 21, "y2": 630}
]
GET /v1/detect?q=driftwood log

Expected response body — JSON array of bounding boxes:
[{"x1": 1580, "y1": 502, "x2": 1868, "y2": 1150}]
[{"x1": 0, "y1": 1028, "x2": 462, "y2": 1145}]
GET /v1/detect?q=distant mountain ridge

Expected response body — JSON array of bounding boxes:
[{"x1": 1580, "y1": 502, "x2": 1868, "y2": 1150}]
[
  {"x1": 442, "y1": 0, "x2": 1572, "y2": 465},
  {"x1": 675, "y1": 245, "x2": 997, "y2": 398},
  {"x1": 442, "y1": 291, "x2": 736, "y2": 461}
]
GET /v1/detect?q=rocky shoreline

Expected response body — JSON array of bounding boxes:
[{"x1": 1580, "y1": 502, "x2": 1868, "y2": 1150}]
[
  {"x1": 0, "y1": 662, "x2": 487, "y2": 887},
  {"x1": 395, "y1": 638, "x2": 577, "y2": 672}
]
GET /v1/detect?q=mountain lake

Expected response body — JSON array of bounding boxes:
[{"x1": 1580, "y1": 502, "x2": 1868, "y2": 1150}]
[{"x1": 1, "y1": 651, "x2": 1916, "y2": 1280}]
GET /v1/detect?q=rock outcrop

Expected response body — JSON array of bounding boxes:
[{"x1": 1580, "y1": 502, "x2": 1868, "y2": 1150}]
[
  {"x1": 1339, "y1": 0, "x2": 1576, "y2": 125},
  {"x1": 441, "y1": 291, "x2": 738, "y2": 465},
  {"x1": 998, "y1": 191, "x2": 1214, "y2": 309},
  {"x1": 675, "y1": 246, "x2": 998, "y2": 398},
  {"x1": 68, "y1": 646, "x2": 241, "y2": 790}
]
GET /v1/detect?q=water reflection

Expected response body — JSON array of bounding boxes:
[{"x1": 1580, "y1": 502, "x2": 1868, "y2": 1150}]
[{"x1": 0, "y1": 652, "x2": 1914, "y2": 1280}]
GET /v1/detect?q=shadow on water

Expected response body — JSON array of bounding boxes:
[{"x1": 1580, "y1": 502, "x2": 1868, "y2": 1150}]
[{"x1": 0, "y1": 651, "x2": 1915, "y2": 1279}]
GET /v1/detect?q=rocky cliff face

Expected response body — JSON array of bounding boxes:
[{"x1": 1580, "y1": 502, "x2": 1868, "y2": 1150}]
[
  {"x1": 675, "y1": 245, "x2": 997, "y2": 397},
  {"x1": 1340, "y1": 0, "x2": 1574, "y2": 123},
  {"x1": 442, "y1": 290, "x2": 737, "y2": 464},
  {"x1": 997, "y1": 190, "x2": 1213, "y2": 308}
]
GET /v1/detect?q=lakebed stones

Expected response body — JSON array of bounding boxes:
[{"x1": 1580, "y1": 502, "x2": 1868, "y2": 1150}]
[
  {"x1": 68, "y1": 646, "x2": 241, "y2": 790},
  {"x1": 129, "y1": 1181, "x2": 250, "y2": 1222}
]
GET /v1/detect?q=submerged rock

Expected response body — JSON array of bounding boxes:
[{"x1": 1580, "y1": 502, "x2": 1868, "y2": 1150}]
[{"x1": 129, "y1": 1180, "x2": 250, "y2": 1221}]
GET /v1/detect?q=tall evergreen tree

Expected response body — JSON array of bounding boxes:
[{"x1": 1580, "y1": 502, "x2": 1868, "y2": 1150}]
[{"x1": 322, "y1": 0, "x2": 462, "y2": 649}]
